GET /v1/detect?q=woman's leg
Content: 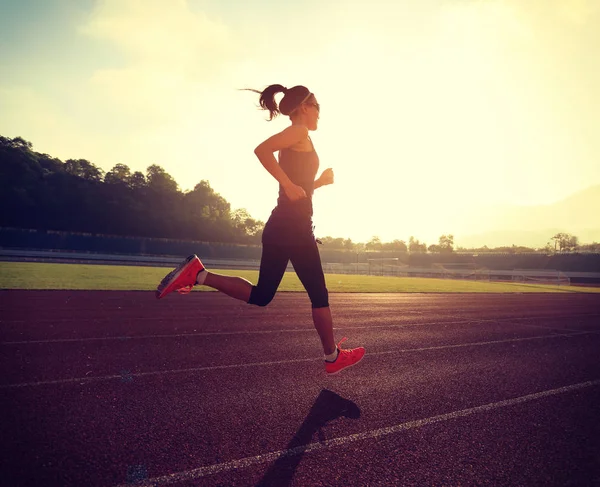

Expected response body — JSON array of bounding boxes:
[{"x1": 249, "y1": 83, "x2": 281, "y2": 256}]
[
  {"x1": 311, "y1": 306, "x2": 336, "y2": 356},
  {"x1": 247, "y1": 243, "x2": 290, "y2": 306},
  {"x1": 201, "y1": 243, "x2": 289, "y2": 306},
  {"x1": 289, "y1": 242, "x2": 335, "y2": 355},
  {"x1": 291, "y1": 242, "x2": 366, "y2": 373},
  {"x1": 202, "y1": 272, "x2": 253, "y2": 302}
]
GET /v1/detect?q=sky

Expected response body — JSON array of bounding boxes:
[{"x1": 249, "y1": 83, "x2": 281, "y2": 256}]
[{"x1": 1, "y1": 0, "x2": 599, "y2": 246}]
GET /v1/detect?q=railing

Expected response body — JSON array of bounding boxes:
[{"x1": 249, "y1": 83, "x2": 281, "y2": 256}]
[{"x1": 3, "y1": 249, "x2": 600, "y2": 284}]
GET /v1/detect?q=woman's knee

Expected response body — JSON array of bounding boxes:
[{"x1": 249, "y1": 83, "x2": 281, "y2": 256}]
[
  {"x1": 248, "y1": 287, "x2": 276, "y2": 307},
  {"x1": 309, "y1": 287, "x2": 329, "y2": 309}
]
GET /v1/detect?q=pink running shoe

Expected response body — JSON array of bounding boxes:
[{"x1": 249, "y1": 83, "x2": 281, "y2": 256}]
[
  {"x1": 325, "y1": 337, "x2": 366, "y2": 375},
  {"x1": 155, "y1": 254, "x2": 205, "y2": 299}
]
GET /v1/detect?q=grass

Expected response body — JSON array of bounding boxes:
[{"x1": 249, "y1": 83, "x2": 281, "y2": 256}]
[{"x1": 1, "y1": 262, "x2": 599, "y2": 293}]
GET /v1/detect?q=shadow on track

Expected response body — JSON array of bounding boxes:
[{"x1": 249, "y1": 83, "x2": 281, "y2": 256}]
[{"x1": 257, "y1": 389, "x2": 360, "y2": 487}]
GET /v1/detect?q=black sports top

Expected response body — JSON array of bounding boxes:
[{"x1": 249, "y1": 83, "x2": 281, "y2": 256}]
[
  {"x1": 262, "y1": 140, "x2": 320, "y2": 245},
  {"x1": 276, "y1": 144, "x2": 320, "y2": 215}
]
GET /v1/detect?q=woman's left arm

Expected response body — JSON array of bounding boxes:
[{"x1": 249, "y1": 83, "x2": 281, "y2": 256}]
[{"x1": 315, "y1": 168, "x2": 334, "y2": 189}]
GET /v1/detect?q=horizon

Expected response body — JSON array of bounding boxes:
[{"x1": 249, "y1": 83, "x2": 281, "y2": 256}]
[
  {"x1": 1, "y1": 0, "x2": 599, "y2": 247},
  {"x1": 3, "y1": 132, "x2": 600, "y2": 249}
]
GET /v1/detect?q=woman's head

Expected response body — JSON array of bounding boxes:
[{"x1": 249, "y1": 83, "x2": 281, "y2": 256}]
[{"x1": 246, "y1": 84, "x2": 320, "y2": 130}]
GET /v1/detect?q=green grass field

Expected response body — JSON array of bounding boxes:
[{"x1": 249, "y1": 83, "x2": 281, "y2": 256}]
[{"x1": 1, "y1": 262, "x2": 599, "y2": 293}]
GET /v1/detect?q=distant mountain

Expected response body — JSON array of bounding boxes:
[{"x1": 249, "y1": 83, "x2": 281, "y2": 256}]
[{"x1": 456, "y1": 184, "x2": 600, "y2": 248}]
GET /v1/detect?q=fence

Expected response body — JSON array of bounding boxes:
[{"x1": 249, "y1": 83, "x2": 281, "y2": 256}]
[{"x1": 1, "y1": 227, "x2": 600, "y2": 278}]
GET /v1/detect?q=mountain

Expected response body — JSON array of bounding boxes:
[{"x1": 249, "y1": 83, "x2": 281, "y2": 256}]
[{"x1": 455, "y1": 184, "x2": 600, "y2": 248}]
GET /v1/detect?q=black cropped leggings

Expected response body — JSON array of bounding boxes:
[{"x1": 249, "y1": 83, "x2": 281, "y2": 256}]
[{"x1": 248, "y1": 240, "x2": 329, "y2": 308}]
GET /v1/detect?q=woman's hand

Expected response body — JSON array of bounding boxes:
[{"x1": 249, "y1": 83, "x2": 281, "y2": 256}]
[
  {"x1": 283, "y1": 182, "x2": 307, "y2": 202},
  {"x1": 317, "y1": 168, "x2": 334, "y2": 187}
]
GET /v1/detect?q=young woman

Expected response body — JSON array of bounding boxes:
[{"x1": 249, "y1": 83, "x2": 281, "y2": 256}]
[{"x1": 156, "y1": 84, "x2": 365, "y2": 375}]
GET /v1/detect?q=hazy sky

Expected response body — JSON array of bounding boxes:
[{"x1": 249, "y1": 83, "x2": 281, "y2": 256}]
[{"x1": 1, "y1": 0, "x2": 598, "y2": 245}]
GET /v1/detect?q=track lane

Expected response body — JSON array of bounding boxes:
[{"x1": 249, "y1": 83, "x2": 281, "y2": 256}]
[{"x1": 1, "y1": 291, "x2": 599, "y2": 487}]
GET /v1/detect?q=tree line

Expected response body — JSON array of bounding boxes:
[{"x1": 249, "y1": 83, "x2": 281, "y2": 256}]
[
  {"x1": 0, "y1": 135, "x2": 263, "y2": 244},
  {"x1": 1, "y1": 135, "x2": 598, "y2": 253},
  {"x1": 325, "y1": 233, "x2": 599, "y2": 254}
]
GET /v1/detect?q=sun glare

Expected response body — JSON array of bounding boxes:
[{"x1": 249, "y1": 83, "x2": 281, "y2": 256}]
[{"x1": 1, "y1": 0, "x2": 598, "y2": 247}]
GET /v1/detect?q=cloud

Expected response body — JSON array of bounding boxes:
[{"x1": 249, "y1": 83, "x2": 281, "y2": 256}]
[
  {"x1": 76, "y1": 0, "x2": 240, "y2": 126},
  {"x1": 80, "y1": 0, "x2": 234, "y2": 73}
]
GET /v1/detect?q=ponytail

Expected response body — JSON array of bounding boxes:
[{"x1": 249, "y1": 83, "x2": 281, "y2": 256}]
[{"x1": 242, "y1": 84, "x2": 312, "y2": 121}]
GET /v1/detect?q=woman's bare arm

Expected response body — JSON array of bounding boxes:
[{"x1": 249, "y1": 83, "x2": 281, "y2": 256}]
[
  {"x1": 254, "y1": 125, "x2": 309, "y2": 201},
  {"x1": 314, "y1": 168, "x2": 334, "y2": 190}
]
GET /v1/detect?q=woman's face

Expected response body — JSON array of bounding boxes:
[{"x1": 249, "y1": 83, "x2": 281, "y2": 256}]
[{"x1": 301, "y1": 95, "x2": 320, "y2": 131}]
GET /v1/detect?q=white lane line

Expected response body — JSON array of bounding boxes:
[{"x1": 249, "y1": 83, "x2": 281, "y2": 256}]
[
  {"x1": 3, "y1": 313, "x2": 599, "y2": 345},
  {"x1": 113, "y1": 379, "x2": 600, "y2": 486},
  {"x1": 371, "y1": 331, "x2": 592, "y2": 355},
  {"x1": 2, "y1": 309, "x2": 598, "y2": 325},
  {"x1": 476, "y1": 318, "x2": 600, "y2": 336},
  {"x1": 1, "y1": 331, "x2": 594, "y2": 389},
  {"x1": 0, "y1": 358, "x2": 316, "y2": 388},
  {"x1": 2, "y1": 329, "x2": 316, "y2": 344}
]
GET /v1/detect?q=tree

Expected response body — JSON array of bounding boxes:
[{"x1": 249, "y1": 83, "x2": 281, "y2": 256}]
[
  {"x1": 232, "y1": 208, "x2": 264, "y2": 238},
  {"x1": 146, "y1": 164, "x2": 178, "y2": 193},
  {"x1": 382, "y1": 239, "x2": 407, "y2": 251},
  {"x1": 366, "y1": 236, "x2": 382, "y2": 251},
  {"x1": 319, "y1": 236, "x2": 346, "y2": 248},
  {"x1": 551, "y1": 233, "x2": 579, "y2": 252},
  {"x1": 439, "y1": 234, "x2": 454, "y2": 253},
  {"x1": 105, "y1": 163, "x2": 132, "y2": 185},
  {"x1": 0, "y1": 135, "x2": 32, "y2": 150},
  {"x1": 64, "y1": 159, "x2": 104, "y2": 181},
  {"x1": 129, "y1": 171, "x2": 147, "y2": 189},
  {"x1": 579, "y1": 242, "x2": 600, "y2": 252},
  {"x1": 408, "y1": 236, "x2": 427, "y2": 253},
  {"x1": 186, "y1": 180, "x2": 231, "y2": 221}
]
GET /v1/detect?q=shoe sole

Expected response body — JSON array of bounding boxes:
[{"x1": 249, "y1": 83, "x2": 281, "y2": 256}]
[
  {"x1": 155, "y1": 254, "x2": 199, "y2": 299},
  {"x1": 325, "y1": 352, "x2": 365, "y2": 375}
]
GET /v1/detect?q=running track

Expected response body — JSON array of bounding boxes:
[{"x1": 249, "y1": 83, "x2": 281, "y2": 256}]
[{"x1": 1, "y1": 291, "x2": 599, "y2": 487}]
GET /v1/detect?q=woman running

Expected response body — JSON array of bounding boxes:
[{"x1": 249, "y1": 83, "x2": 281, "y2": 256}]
[{"x1": 156, "y1": 84, "x2": 365, "y2": 375}]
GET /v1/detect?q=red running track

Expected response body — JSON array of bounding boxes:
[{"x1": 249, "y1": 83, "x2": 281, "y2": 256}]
[{"x1": 1, "y1": 290, "x2": 599, "y2": 487}]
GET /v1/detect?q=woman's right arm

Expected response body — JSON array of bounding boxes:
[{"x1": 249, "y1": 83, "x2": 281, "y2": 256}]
[{"x1": 254, "y1": 125, "x2": 308, "y2": 201}]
